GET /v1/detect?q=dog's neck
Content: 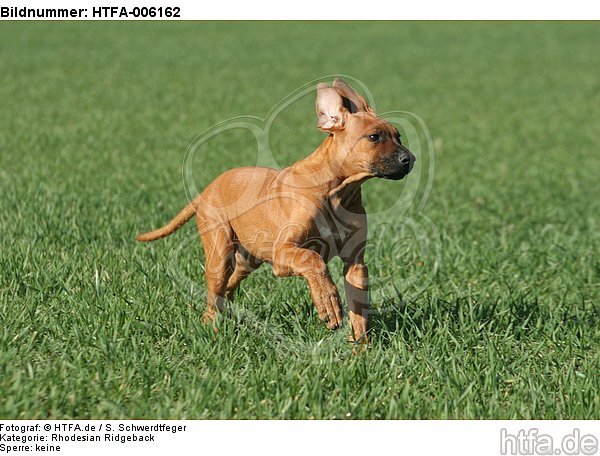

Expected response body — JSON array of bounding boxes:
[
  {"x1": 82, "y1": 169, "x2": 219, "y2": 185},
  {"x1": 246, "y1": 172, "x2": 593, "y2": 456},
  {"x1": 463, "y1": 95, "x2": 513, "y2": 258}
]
[{"x1": 281, "y1": 135, "x2": 371, "y2": 197}]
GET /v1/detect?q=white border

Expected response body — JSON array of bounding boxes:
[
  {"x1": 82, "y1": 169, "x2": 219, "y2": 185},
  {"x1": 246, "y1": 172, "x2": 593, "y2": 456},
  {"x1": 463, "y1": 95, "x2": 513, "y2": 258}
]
[
  {"x1": 2, "y1": 0, "x2": 600, "y2": 19},
  {"x1": 0, "y1": 420, "x2": 599, "y2": 455}
]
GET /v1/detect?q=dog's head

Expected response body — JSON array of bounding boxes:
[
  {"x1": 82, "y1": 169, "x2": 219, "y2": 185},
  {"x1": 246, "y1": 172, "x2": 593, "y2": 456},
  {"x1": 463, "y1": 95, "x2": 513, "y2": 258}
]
[{"x1": 316, "y1": 79, "x2": 415, "y2": 181}]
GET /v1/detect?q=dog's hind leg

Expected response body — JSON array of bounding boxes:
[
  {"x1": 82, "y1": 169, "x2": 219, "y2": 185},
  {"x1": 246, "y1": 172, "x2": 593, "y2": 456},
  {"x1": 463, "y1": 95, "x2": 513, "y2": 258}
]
[
  {"x1": 199, "y1": 223, "x2": 236, "y2": 323},
  {"x1": 226, "y1": 249, "x2": 262, "y2": 302}
]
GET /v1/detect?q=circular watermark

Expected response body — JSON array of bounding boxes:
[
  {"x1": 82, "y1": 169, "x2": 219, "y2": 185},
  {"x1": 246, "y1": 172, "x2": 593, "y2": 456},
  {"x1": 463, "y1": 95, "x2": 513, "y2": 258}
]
[{"x1": 162, "y1": 75, "x2": 440, "y2": 361}]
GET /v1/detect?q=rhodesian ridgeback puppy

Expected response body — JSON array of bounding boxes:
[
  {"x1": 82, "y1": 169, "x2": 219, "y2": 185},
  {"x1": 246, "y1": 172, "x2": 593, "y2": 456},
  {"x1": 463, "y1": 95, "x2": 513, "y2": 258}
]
[{"x1": 136, "y1": 79, "x2": 415, "y2": 341}]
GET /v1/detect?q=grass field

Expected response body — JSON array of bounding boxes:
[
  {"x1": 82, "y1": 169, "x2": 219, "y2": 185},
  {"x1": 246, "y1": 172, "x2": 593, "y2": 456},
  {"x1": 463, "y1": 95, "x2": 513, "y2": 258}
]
[{"x1": 1, "y1": 22, "x2": 599, "y2": 419}]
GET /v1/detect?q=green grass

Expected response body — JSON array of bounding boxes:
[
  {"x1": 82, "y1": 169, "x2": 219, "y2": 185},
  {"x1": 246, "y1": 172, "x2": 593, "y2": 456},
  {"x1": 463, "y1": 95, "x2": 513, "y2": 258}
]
[{"x1": 1, "y1": 22, "x2": 599, "y2": 419}]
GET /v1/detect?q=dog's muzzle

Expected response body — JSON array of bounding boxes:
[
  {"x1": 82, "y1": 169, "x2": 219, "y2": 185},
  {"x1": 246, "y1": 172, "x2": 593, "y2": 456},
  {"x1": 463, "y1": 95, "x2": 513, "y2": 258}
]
[{"x1": 371, "y1": 148, "x2": 416, "y2": 181}]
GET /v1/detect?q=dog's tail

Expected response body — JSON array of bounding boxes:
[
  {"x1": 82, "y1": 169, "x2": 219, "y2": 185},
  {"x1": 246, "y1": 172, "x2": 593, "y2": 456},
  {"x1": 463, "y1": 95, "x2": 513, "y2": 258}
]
[{"x1": 136, "y1": 200, "x2": 197, "y2": 242}]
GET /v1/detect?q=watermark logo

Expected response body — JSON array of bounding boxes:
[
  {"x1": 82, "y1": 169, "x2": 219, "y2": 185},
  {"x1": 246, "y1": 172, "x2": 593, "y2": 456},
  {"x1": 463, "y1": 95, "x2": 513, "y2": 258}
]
[
  {"x1": 500, "y1": 428, "x2": 599, "y2": 456},
  {"x1": 164, "y1": 75, "x2": 440, "y2": 358}
]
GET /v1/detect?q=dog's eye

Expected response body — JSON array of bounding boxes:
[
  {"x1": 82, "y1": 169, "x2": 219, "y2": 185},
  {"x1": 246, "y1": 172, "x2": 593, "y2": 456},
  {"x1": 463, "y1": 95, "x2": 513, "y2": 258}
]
[{"x1": 368, "y1": 133, "x2": 380, "y2": 142}]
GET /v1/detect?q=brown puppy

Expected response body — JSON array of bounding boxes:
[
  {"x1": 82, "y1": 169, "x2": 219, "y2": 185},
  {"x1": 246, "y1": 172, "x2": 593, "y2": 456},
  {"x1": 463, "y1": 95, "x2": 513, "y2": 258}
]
[{"x1": 136, "y1": 79, "x2": 415, "y2": 341}]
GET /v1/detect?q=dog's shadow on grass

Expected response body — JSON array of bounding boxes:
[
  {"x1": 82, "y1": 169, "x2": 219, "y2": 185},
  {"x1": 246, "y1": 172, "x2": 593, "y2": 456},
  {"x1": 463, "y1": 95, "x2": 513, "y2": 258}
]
[
  {"x1": 368, "y1": 297, "x2": 428, "y2": 347},
  {"x1": 369, "y1": 291, "x2": 600, "y2": 349}
]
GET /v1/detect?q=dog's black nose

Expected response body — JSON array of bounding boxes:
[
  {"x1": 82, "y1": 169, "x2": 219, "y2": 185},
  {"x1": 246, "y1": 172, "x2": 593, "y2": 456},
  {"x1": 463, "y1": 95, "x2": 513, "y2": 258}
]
[
  {"x1": 399, "y1": 154, "x2": 411, "y2": 165},
  {"x1": 398, "y1": 151, "x2": 411, "y2": 165}
]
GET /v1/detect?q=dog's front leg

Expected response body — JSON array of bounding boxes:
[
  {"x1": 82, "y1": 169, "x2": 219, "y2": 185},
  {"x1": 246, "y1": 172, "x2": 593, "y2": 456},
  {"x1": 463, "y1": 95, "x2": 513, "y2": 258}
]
[
  {"x1": 273, "y1": 243, "x2": 343, "y2": 329},
  {"x1": 344, "y1": 261, "x2": 369, "y2": 342}
]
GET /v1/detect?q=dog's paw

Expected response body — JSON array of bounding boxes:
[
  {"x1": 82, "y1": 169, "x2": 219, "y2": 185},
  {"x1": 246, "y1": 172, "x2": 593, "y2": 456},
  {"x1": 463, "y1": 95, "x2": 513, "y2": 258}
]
[
  {"x1": 323, "y1": 290, "x2": 343, "y2": 330},
  {"x1": 308, "y1": 279, "x2": 343, "y2": 329}
]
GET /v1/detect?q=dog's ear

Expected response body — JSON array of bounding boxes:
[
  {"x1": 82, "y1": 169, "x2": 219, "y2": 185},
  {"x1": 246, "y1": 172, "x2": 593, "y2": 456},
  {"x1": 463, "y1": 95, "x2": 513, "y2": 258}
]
[
  {"x1": 316, "y1": 83, "x2": 347, "y2": 131},
  {"x1": 332, "y1": 78, "x2": 373, "y2": 114}
]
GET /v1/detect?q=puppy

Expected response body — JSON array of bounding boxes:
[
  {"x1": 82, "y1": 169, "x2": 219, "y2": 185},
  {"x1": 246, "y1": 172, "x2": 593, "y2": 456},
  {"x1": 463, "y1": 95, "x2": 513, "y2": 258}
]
[{"x1": 137, "y1": 79, "x2": 415, "y2": 341}]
